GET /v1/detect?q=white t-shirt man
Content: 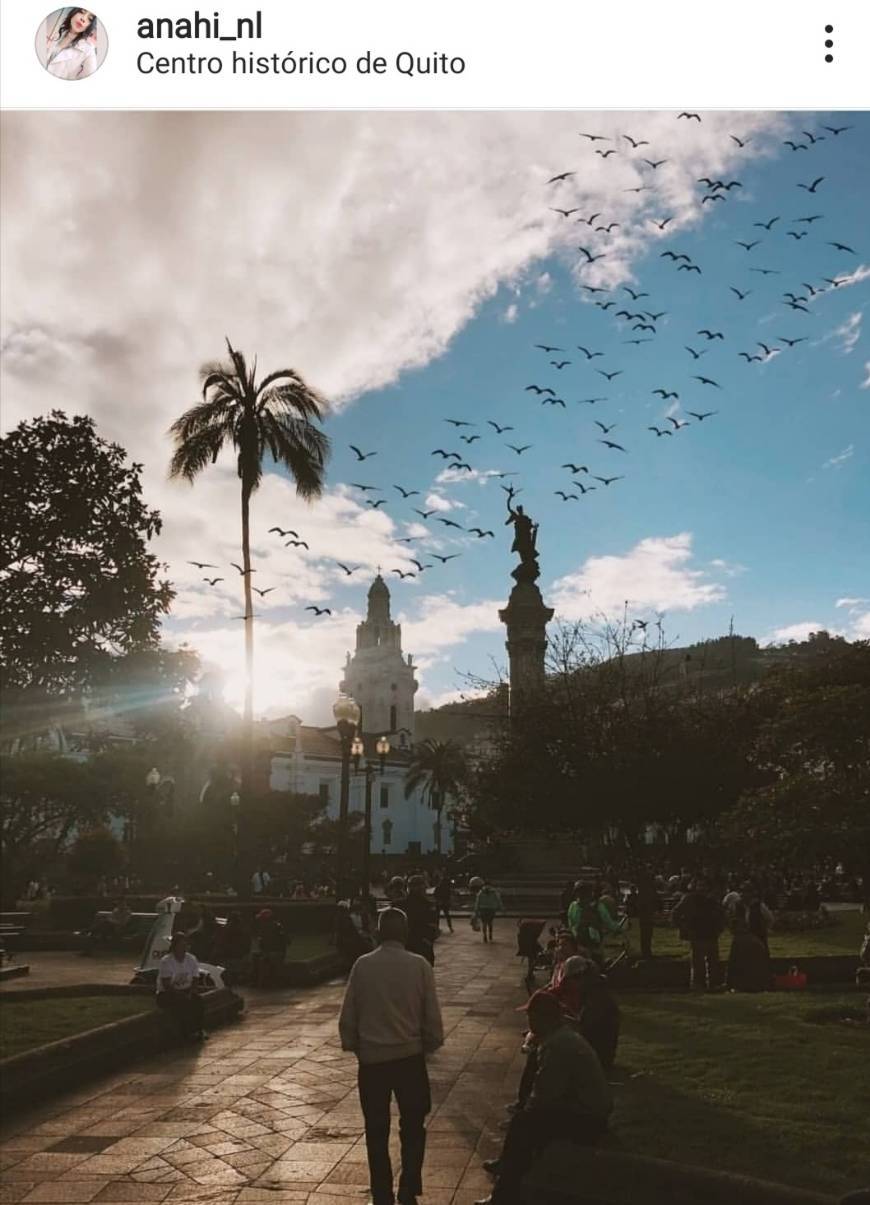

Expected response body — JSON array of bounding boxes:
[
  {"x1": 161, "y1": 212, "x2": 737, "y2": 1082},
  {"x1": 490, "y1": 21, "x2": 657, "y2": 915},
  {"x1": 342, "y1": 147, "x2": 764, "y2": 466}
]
[{"x1": 157, "y1": 951, "x2": 200, "y2": 993}]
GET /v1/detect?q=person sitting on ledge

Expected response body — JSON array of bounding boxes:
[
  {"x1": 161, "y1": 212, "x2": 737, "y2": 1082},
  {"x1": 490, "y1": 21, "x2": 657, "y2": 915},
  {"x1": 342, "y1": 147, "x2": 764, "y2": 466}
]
[
  {"x1": 476, "y1": 990, "x2": 611, "y2": 1205},
  {"x1": 156, "y1": 931, "x2": 207, "y2": 1042}
]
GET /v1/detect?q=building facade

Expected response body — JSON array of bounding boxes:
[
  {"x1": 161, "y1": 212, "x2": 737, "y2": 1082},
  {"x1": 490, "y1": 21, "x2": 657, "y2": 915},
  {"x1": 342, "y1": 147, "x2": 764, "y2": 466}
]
[{"x1": 267, "y1": 576, "x2": 451, "y2": 855}]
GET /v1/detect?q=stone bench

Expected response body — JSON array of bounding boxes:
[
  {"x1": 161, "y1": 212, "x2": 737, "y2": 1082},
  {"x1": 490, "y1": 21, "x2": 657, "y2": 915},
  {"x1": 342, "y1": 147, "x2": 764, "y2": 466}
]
[{"x1": 524, "y1": 1143, "x2": 837, "y2": 1204}]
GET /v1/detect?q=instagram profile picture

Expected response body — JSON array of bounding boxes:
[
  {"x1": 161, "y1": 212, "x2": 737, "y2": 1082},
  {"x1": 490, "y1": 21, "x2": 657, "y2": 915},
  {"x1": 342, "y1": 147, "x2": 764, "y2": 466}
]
[{"x1": 35, "y1": 8, "x2": 108, "y2": 80}]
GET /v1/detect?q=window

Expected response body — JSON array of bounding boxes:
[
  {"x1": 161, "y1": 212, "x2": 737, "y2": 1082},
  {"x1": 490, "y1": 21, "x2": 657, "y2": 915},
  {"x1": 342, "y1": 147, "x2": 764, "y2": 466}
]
[
  {"x1": 389, "y1": 704, "x2": 397, "y2": 731},
  {"x1": 382, "y1": 819, "x2": 393, "y2": 847},
  {"x1": 379, "y1": 784, "x2": 390, "y2": 809},
  {"x1": 318, "y1": 781, "x2": 330, "y2": 806}
]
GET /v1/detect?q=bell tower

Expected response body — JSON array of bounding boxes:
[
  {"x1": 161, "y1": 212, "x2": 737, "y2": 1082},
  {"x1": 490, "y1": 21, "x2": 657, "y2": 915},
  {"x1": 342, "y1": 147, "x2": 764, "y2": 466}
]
[{"x1": 339, "y1": 575, "x2": 418, "y2": 739}]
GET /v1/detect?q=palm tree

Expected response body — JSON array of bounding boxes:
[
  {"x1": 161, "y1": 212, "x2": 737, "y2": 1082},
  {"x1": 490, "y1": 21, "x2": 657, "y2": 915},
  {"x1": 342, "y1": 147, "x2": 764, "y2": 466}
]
[
  {"x1": 169, "y1": 339, "x2": 330, "y2": 841},
  {"x1": 404, "y1": 738, "x2": 467, "y2": 854}
]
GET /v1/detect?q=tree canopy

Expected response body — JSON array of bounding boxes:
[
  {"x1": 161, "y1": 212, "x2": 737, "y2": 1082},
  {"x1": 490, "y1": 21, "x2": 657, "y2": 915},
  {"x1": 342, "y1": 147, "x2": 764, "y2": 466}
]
[{"x1": 0, "y1": 412, "x2": 173, "y2": 704}]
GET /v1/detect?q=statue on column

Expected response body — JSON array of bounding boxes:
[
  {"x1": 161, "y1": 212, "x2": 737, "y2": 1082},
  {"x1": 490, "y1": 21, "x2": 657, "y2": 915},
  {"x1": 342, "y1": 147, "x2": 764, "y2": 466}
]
[{"x1": 504, "y1": 487, "x2": 540, "y2": 583}]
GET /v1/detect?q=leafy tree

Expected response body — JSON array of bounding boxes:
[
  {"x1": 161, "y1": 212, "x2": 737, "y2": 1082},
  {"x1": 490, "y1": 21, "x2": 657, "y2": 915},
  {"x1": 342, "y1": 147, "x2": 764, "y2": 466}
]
[
  {"x1": 0, "y1": 412, "x2": 173, "y2": 708},
  {"x1": 168, "y1": 342, "x2": 330, "y2": 824},
  {"x1": 404, "y1": 739, "x2": 467, "y2": 853}
]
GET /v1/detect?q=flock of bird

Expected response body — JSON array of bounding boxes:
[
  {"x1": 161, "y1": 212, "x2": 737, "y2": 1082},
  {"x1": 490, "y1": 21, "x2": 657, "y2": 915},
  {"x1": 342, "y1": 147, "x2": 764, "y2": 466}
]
[{"x1": 185, "y1": 116, "x2": 861, "y2": 620}]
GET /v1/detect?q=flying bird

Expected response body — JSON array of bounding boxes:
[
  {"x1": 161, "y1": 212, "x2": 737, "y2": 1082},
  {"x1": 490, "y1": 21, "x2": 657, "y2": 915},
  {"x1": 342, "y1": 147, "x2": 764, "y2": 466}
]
[
  {"x1": 644, "y1": 159, "x2": 668, "y2": 169},
  {"x1": 555, "y1": 491, "x2": 579, "y2": 501},
  {"x1": 253, "y1": 587, "x2": 275, "y2": 598},
  {"x1": 366, "y1": 498, "x2": 387, "y2": 509},
  {"x1": 593, "y1": 476, "x2": 624, "y2": 486},
  {"x1": 432, "y1": 553, "x2": 460, "y2": 563},
  {"x1": 778, "y1": 337, "x2": 807, "y2": 347},
  {"x1": 460, "y1": 434, "x2": 482, "y2": 443},
  {"x1": 599, "y1": 439, "x2": 627, "y2": 452},
  {"x1": 822, "y1": 125, "x2": 852, "y2": 136},
  {"x1": 469, "y1": 528, "x2": 495, "y2": 538},
  {"x1": 623, "y1": 287, "x2": 649, "y2": 300},
  {"x1": 595, "y1": 421, "x2": 617, "y2": 434},
  {"x1": 413, "y1": 508, "x2": 436, "y2": 519},
  {"x1": 575, "y1": 482, "x2": 596, "y2": 494},
  {"x1": 230, "y1": 562, "x2": 256, "y2": 575},
  {"x1": 562, "y1": 463, "x2": 589, "y2": 474},
  {"x1": 451, "y1": 461, "x2": 473, "y2": 471},
  {"x1": 534, "y1": 344, "x2": 564, "y2": 353},
  {"x1": 597, "y1": 370, "x2": 623, "y2": 381},
  {"x1": 784, "y1": 141, "x2": 808, "y2": 151},
  {"x1": 437, "y1": 518, "x2": 465, "y2": 529},
  {"x1": 547, "y1": 172, "x2": 576, "y2": 184},
  {"x1": 648, "y1": 426, "x2": 673, "y2": 437},
  {"x1": 653, "y1": 388, "x2": 679, "y2": 400},
  {"x1": 730, "y1": 287, "x2": 752, "y2": 300},
  {"x1": 285, "y1": 540, "x2": 309, "y2": 550},
  {"x1": 577, "y1": 346, "x2": 604, "y2": 359},
  {"x1": 409, "y1": 560, "x2": 432, "y2": 572},
  {"x1": 797, "y1": 177, "x2": 825, "y2": 193},
  {"x1": 525, "y1": 385, "x2": 556, "y2": 395},
  {"x1": 393, "y1": 485, "x2": 420, "y2": 498},
  {"x1": 578, "y1": 132, "x2": 610, "y2": 142},
  {"x1": 431, "y1": 449, "x2": 460, "y2": 459},
  {"x1": 267, "y1": 527, "x2": 298, "y2": 538},
  {"x1": 794, "y1": 214, "x2": 824, "y2": 224},
  {"x1": 693, "y1": 375, "x2": 721, "y2": 388},
  {"x1": 623, "y1": 134, "x2": 650, "y2": 148},
  {"x1": 596, "y1": 148, "x2": 618, "y2": 158},
  {"x1": 697, "y1": 329, "x2": 724, "y2": 340},
  {"x1": 730, "y1": 134, "x2": 750, "y2": 147},
  {"x1": 392, "y1": 569, "x2": 416, "y2": 579},
  {"x1": 684, "y1": 346, "x2": 706, "y2": 359},
  {"x1": 349, "y1": 445, "x2": 377, "y2": 461},
  {"x1": 786, "y1": 231, "x2": 808, "y2": 240},
  {"x1": 667, "y1": 416, "x2": 690, "y2": 430},
  {"x1": 828, "y1": 242, "x2": 856, "y2": 254},
  {"x1": 678, "y1": 112, "x2": 701, "y2": 121},
  {"x1": 507, "y1": 444, "x2": 532, "y2": 454},
  {"x1": 350, "y1": 483, "x2": 379, "y2": 492},
  {"x1": 188, "y1": 560, "x2": 218, "y2": 569},
  {"x1": 701, "y1": 194, "x2": 725, "y2": 204},
  {"x1": 550, "y1": 360, "x2": 571, "y2": 369},
  {"x1": 687, "y1": 411, "x2": 718, "y2": 421},
  {"x1": 754, "y1": 217, "x2": 780, "y2": 231},
  {"x1": 336, "y1": 563, "x2": 360, "y2": 575},
  {"x1": 305, "y1": 606, "x2": 332, "y2": 616},
  {"x1": 678, "y1": 263, "x2": 702, "y2": 273},
  {"x1": 578, "y1": 247, "x2": 606, "y2": 264},
  {"x1": 735, "y1": 240, "x2": 761, "y2": 251},
  {"x1": 487, "y1": 421, "x2": 514, "y2": 433},
  {"x1": 550, "y1": 207, "x2": 581, "y2": 218},
  {"x1": 202, "y1": 577, "x2": 224, "y2": 585},
  {"x1": 445, "y1": 418, "x2": 475, "y2": 427}
]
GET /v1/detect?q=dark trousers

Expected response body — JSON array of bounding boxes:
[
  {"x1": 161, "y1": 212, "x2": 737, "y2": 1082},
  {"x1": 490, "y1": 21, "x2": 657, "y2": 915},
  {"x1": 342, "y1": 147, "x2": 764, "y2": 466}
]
[
  {"x1": 157, "y1": 990, "x2": 205, "y2": 1037},
  {"x1": 479, "y1": 910, "x2": 495, "y2": 940},
  {"x1": 491, "y1": 1106, "x2": 606, "y2": 1203},
  {"x1": 690, "y1": 938, "x2": 722, "y2": 990},
  {"x1": 639, "y1": 914, "x2": 654, "y2": 958},
  {"x1": 358, "y1": 1054, "x2": 431, "y2": 1205},
  {"x1": 435, "y1": 903, "x2": 453, "y2": 931},
  {"x1": 517, "y1": 1046, "x2": 538, "y2": 1107}
]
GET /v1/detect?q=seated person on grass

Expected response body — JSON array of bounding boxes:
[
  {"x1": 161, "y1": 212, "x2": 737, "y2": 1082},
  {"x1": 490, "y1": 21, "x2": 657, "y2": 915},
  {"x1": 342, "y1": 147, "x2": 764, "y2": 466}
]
[
  {"x1": 156, "y1": 931, "x2": 207, "y2": 1042},
  {"x1": 476, "y1": 990, "x2": 611, "y2": 1205}
]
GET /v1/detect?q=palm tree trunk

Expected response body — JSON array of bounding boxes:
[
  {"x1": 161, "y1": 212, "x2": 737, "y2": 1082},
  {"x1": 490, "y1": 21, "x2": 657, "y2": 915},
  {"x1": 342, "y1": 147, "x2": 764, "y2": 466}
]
[
  {"x1": 433, "y1": 787, "x2": 442, "y2": 854},
  {"x1": 240, "y1": 479, "x2": 255, "y2": 894}
]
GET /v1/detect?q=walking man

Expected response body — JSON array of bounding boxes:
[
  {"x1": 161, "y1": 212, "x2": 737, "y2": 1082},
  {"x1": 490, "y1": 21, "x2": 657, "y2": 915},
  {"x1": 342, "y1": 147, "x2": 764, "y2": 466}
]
[
  {"x1": 339, "y1": 908, "x2": 444, "y2": 1205},
  {"x1": 671, "y1": 877, "x2": 726, "y2": 991}
]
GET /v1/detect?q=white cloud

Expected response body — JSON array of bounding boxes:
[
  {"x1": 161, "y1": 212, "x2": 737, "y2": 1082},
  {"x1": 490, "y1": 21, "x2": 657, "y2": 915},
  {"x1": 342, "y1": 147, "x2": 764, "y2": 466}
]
[
  {"x1": 861, "y1": 362, "x2": 870, "y2": 389},
  {"x1": 424, "y1": 492, "x2": 463, "y2": 512},
  {"x1": 827, "y1": 311, "x2": 863, "y2": 355},
  {"x1": 501, "y1": 303, "x2": 519, "y2": 324},
  {"x1": 763, "y1": 621, "x2": 833, "y2": 645},
  {"x1": 836, "y1": 597, "x2": 869, "y2": 609},
  {"x1": 399, "y1": 595, "x2": 503, "y2": 658},
  {"x1": 851, "y1": 611, "x2": 870, "y2": 639},
  {"x1": 551, "y1": 533, "x2": 726, "y2": 620},
  {"x1": 822, "y1": 444, "x2": 854, "y2": 470}
]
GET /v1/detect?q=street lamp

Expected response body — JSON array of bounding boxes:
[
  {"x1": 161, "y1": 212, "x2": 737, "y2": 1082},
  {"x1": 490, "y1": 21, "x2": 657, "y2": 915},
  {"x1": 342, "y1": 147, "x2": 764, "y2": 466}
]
[
  {"x1": 229, "y1": 790, "x2": 241, "y2": 893},
  {"x1": 352, "y1": 734, "x2": 391, "y2": 901},
  {"x1": 333, "y1": 694, "x2": 361, "y2": 900}
]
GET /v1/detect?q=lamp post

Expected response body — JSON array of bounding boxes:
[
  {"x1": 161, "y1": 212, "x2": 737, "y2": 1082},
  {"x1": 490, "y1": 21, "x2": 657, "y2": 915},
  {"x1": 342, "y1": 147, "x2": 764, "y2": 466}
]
[
  {"x1": 333, "y1": 694, "x2": 361, "y2": 901},
  {"x1": 229, "y1": 790, "x2": 241, "y2": 894},
  {"x1": 352, "y1": 734, "x2": 390, "y2": 901}
]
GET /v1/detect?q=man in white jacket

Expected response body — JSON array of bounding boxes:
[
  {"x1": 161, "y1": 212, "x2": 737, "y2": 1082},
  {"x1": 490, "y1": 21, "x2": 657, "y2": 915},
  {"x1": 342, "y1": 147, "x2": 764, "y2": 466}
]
[{"x1": 339, "y1": 908, "x2": 444, "y2": 1205}]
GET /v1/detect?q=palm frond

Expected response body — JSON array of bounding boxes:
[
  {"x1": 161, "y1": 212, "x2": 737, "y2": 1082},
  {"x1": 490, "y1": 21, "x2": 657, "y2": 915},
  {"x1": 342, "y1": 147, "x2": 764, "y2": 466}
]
[
  {"x1": 169, "y1": 396, "x2": 238, "y2": 442},
  {"x1": 261, "y1": 413, "x2": 330, "y2": 499},
  {"x1": 168, "y1": 424, "x2": 229, "y2": 481}
]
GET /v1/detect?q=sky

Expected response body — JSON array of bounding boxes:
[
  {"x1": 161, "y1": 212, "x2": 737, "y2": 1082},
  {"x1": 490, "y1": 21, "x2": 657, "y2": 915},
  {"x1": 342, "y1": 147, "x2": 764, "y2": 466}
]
[{"x1": 1, "y1": 110, "x2": 868, "y2": 722}]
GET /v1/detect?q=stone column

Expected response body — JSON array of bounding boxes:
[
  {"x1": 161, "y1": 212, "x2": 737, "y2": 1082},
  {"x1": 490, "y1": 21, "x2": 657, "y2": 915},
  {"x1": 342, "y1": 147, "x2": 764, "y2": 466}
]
[{"x1": 499, "y1": 578, "x2": 554, "y2": 716}]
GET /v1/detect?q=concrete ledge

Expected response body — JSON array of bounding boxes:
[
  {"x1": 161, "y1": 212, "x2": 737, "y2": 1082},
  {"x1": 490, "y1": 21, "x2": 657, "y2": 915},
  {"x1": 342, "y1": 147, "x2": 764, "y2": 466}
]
[
  {"x1": 0, "y1": 987, "x2": 244, "y2": 1111},
  {"x1": 525, "y1": 1142, "x2": 838, "y2": 1205},
  {"x1": 283, "y1": 952, "x2": 344, "y2": 986},
  {"x1": 0, "y1": 964, "x2": 30, "y2": 981}
]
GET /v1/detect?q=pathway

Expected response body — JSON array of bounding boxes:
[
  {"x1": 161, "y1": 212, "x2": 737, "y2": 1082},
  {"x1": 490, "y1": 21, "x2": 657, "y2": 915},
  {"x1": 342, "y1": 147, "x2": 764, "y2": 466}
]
[{"x1": 1, "y1": 919, "x2": 544, "y2": 1204}]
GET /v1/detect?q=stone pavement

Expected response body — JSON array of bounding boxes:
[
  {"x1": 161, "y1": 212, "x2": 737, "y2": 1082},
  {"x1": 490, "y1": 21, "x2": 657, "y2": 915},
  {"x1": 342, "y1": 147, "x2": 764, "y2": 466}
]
[{"x1": 1, "y1": 919, "x2": 547, "y2": 1205}]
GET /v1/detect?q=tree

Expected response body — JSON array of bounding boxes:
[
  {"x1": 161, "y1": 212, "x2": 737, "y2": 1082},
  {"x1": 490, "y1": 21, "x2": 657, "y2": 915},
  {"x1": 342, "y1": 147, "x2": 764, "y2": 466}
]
[
  {"x1": 0, "y1": 412, "x2": 173, "y2": 710},
  {"x1": 67, "y1": 828, "x2": 124, "y2": 886},
  {"x1": 168, "y1": 341, "x2": 330, "y2": 850},
  {"x1": 404, "y1": 739, "x2": 467, "y2": 853}
]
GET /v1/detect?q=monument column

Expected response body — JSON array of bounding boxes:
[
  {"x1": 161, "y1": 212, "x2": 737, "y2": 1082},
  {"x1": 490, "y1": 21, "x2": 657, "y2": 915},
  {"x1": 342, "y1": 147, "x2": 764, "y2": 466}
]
[{"x1": 499, "y1": 489, "x2": 554, "y2": 716}]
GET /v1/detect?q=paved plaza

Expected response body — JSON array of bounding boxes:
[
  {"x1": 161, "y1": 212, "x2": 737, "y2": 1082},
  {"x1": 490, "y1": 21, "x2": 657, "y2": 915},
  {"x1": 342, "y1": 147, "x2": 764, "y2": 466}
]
[{"x1": 1, "y1": 923, "x2": 548, "y2": 1204}]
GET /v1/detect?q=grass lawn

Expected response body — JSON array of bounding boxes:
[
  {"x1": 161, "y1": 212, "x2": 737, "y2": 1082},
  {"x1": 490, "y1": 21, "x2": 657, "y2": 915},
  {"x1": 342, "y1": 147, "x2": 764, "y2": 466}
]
[
  {"x1": 615, "y1": 990, "x2": 870, "y2": 1196},
  {"x1": 608, "y1": 908, "x2": 865, "y2": 961},
  {"x1": 0, "y1": 996, "x2": 150, "y2": 1061}
]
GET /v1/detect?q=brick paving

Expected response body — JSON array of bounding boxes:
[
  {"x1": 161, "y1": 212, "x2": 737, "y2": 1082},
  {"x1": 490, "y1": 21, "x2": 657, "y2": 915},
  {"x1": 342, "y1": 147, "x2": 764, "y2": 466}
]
[{"x1": 1, "y1": 920, "x2": 548, "y2": 1204}]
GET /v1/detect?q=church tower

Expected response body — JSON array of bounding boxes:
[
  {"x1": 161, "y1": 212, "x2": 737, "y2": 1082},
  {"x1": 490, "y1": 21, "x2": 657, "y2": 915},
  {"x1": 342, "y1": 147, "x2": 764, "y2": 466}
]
[{"x1": 339, "y1": 575, "x2": 418, "y2": 741}]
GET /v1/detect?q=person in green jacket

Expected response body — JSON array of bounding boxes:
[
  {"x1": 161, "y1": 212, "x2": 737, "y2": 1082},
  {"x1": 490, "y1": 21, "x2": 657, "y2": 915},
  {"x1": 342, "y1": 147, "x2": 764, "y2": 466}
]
[
  {"x1": 567, "y1": 883, "x2": 622, "y2": 963},
  {"x1": 473, "y1": 879, "x2": 504, "y2": 943}
]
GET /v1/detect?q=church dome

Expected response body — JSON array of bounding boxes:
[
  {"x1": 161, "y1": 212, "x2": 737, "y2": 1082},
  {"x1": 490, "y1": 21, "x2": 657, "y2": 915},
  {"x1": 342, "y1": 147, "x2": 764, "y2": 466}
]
[{"x1": 368, "y1": 574, "x2": 389, "y2": 598}]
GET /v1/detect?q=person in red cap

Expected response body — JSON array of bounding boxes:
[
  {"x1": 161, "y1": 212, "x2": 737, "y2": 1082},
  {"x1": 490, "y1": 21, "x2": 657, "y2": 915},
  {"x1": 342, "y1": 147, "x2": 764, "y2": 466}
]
[{"x1": 475, "y1": 990, "x2": 611, "y2": 1205}]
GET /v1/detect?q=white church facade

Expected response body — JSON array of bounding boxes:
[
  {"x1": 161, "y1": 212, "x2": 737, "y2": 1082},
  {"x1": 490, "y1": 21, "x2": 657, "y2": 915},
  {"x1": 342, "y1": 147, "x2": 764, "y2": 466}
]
[{"x1": 266, "y1": 576, "x2": 453, "y2": 856}]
